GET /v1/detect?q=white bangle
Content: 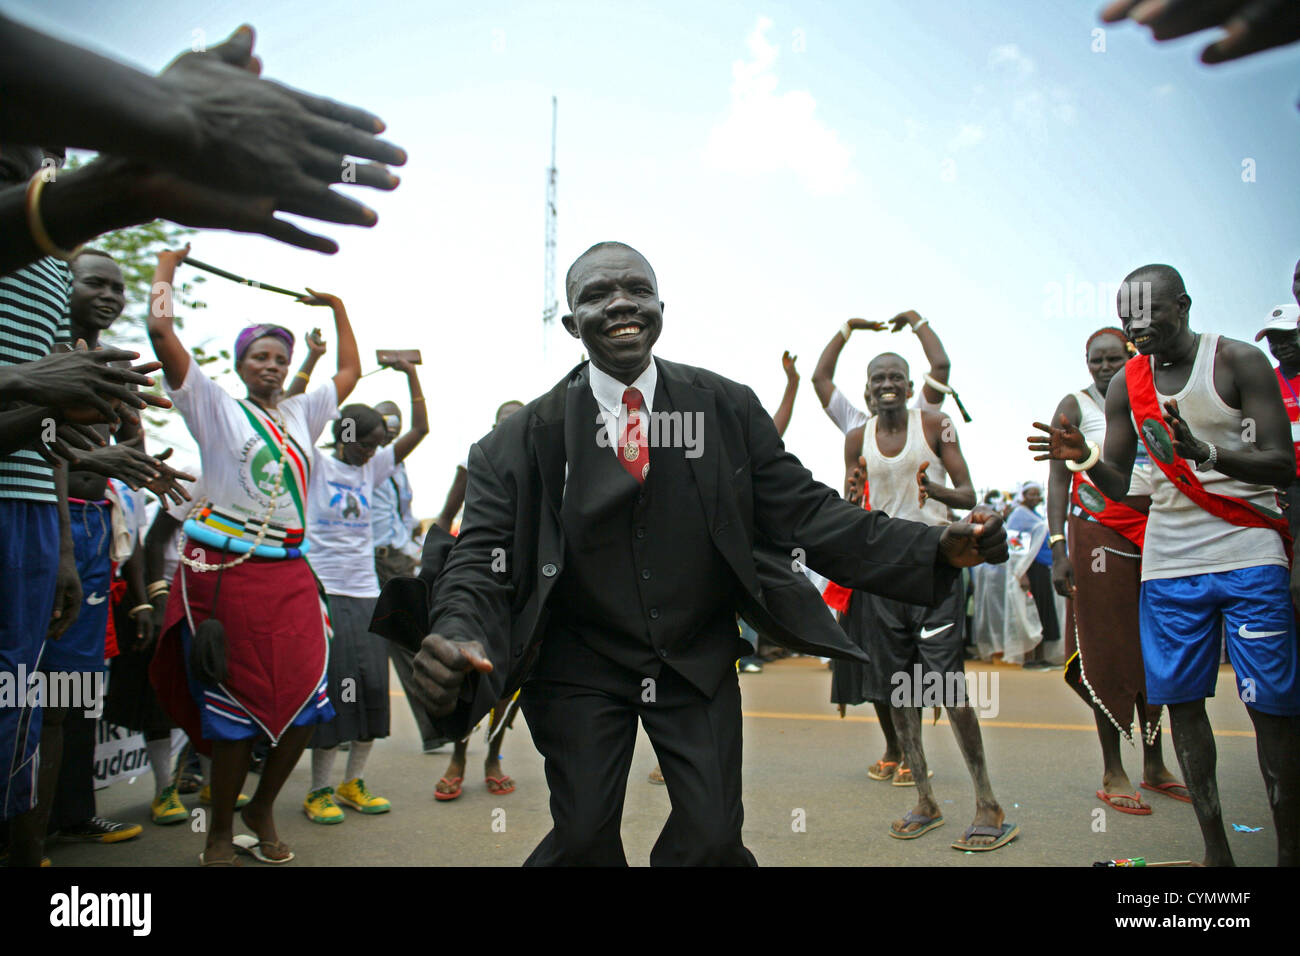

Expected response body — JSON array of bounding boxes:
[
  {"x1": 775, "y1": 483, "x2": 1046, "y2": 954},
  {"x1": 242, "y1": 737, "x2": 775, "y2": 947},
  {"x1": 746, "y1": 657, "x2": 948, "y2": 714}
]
[
  {"x1": 922, "y1": 372, "x2": 953, "y2": 395},
  {"x1": 1066, "y1": 439, "x2": 1101, "y2": 472},
  {"x1": 911, "y1": 317, "x2": 930, "y2": 333},
  {"x1": 839, "y1": 323, "x2": 852, "y2": 342}
]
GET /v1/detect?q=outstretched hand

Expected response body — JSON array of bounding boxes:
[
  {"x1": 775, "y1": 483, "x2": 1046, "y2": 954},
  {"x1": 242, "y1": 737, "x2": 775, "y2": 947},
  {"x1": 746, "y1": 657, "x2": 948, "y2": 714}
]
[
  {"x1": 916, "y1": 461, "x2": 933, "y2": 506},
  {"x1": 889, "y1": 310, "x2": 922, "y2": 332},
  {"x1": 847, "y1": 318, "x2": 887, "y2": 333},
  {"x1": 412, "y1": 633, "x2": 493, "y2": 717},
  {"x1": 938, "y1": 507, "x2": 1008, "y2": 568},
  {"x1": 846, "y1": 454, "x2": 867, "y2": 506},
  {"x1": 297, "y1": 287, "x2": 340, "y2": 308},
  {"x1": 1028, "y1": 414, "x2": 1088, "y2": 463},
  {"x1": 1100, "y1": 0, "x2": 1300, "y2": 64}
]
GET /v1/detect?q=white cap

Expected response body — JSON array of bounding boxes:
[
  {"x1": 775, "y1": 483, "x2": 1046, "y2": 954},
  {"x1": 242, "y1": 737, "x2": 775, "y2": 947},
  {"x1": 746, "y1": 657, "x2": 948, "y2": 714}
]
[{"x1": 1255, "y1": 304, "x2": 1300, "y2": 341}]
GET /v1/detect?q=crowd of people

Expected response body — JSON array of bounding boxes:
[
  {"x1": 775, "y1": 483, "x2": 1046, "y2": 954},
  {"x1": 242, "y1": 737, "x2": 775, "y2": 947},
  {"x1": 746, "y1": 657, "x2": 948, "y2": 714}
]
[{"x1": 1, "y1": 12, "x2": 1298, "y2": 869}]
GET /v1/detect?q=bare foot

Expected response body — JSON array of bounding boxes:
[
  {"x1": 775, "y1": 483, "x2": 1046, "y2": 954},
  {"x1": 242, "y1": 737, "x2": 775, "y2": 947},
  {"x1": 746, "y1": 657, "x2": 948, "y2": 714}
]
[{"x1": 238, "y1": 802, "x2": 291, "y2": 861}]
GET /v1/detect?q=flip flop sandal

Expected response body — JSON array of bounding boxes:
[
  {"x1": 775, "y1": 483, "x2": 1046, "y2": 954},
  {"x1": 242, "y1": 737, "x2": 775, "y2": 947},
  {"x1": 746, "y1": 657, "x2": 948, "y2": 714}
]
[
  {"x1": 485, "y1": 775, "x2": 515, "y2": 795},
  {"x1": 1097, "y1": 789, "x2": 1152, "y2": 815},
  {"x1": 434, "y1": 776, "x2": 463, "y2": 801},
  {"x1": 889, "y1": 811, "x2": 945, "y2": 840},
  {"x1": 891, "y1": 767, "x2": 935, "y2": 787},
  {"x1": 951, "y1": 822, "x2": 1020, "y2": 852},
  {"x1": 232, "y1": 833, "x2": 294, "y2": 864},
  {"x1": 1141, "y1": 781, "x2": 1191, "y2": 804},
  {"x1": 867, "y1": 760, "x2": 899, "y2": 781},
  {"x1": 198, "y1": 849, "x2": 241, "y2": 866}
]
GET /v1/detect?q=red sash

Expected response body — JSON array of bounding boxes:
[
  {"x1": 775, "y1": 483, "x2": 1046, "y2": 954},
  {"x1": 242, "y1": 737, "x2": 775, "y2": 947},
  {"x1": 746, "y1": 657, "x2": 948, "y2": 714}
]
[
  {"x1": 1125, "y1": 354, "x2": 1291, "y2": 563},
  {"x1": 822, "y1": 479, "x2": 870, "y2": 613},
  {"x1": 1069, "y1": 473, "x2": 1147, "y2": 550}
]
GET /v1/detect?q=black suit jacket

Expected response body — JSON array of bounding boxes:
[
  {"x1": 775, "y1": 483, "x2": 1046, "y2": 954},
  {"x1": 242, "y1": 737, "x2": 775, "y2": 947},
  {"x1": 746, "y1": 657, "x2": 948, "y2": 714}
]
[{"x1": 384, "y1": 358, "x2": 959, "y2": 737}]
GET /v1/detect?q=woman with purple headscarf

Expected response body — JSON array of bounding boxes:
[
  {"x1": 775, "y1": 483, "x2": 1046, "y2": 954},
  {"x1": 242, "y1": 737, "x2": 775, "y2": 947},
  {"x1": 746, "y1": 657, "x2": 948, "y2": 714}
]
[{"x1": 144, "y1": 243, "x2": 361, "y2": 865}]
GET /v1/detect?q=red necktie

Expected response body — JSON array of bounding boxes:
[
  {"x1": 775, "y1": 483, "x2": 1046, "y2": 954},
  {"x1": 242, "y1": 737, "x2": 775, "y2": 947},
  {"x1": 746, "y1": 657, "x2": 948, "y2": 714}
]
[{"x1": 619, "y1": 387, "x2": 649, "y2": 484}]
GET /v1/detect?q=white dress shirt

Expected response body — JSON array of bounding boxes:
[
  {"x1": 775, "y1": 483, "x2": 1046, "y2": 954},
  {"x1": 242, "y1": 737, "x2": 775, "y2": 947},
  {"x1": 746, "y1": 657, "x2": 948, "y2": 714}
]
[{"x1": 588, "y1": 358, "x2": 657, "y2": 456}]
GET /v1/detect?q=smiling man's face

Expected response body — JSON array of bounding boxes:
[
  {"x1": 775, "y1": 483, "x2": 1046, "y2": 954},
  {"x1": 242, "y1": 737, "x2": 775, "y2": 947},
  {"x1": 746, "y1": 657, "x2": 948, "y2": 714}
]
[{"x1": 562, "y1": 245, "x2": 663, "y2": 383}]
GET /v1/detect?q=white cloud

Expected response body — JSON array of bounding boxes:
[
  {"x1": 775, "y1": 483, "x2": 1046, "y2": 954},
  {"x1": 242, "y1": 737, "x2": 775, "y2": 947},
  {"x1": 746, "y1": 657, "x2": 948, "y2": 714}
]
[
  {"x1": 704, "y1": 17, "x2": 854, "y2": 196},
  {"x1": 947, "y1": 123, "x2": 987, "y2": 152},
  {"x1": 989, "y1": 44, "x2": 1036, "y2": 77}
]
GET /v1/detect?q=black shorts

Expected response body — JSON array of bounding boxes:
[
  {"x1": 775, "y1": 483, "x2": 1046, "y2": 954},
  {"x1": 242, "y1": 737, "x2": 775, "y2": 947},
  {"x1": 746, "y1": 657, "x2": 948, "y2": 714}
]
[{"x1": 861, "y1": 576, "x2": 967, "y2": 707}]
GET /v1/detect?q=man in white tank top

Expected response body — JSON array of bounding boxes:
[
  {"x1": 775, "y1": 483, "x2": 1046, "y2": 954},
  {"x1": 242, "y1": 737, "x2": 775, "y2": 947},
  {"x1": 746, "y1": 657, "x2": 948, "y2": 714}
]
[
  {"x1": 1031, "y1": 264, "x2": 1299, "y2": 868},
  {"x1": 842, "y1": 351, "x2": 1018, "y2": 852}
]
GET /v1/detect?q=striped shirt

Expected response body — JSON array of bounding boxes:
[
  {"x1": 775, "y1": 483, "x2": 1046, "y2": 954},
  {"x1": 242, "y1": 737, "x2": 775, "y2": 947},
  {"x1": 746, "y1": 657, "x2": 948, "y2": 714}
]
[{"x1": 0, "y1": 257, "x2": 73, "y2": 503}]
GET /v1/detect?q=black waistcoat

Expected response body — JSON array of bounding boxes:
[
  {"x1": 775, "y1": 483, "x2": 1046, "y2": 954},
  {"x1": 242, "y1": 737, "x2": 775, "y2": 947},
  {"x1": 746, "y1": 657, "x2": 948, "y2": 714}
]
[{"x1": 544, "y1": 378, "x2": 745, "y2": 693}]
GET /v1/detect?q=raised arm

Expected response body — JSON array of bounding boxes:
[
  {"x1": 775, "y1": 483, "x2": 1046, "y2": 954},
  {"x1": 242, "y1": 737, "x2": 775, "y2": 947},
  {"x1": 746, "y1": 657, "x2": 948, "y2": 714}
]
[
  {"x1": 147, "y1": 245, "x2": 193, "y2": 389},
  {"x1": 1028, "y1": 370, "x2": 1137, "y2": 503},
  {"x1": 284, "y1": 328, "x2": 326, "y2": 398},
  {"x1": 892, "y1": 310, "x2": 951, "y2": 406},
  {"x1": 297, "y1": 290, "x2": 360, "y2": 402},
  {"x1": 771, "y1": 351, "x2": 799, "y2": 438},
  {"x1": 390, "y1": 361, "x2": 429, "y2": 463},
  {"x1": 811, "y1": 318, "x2": 884, "y2": 408}
]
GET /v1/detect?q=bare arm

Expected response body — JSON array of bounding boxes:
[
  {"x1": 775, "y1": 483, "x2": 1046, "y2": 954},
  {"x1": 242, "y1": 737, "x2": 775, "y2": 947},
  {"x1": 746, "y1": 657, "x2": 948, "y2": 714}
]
[
  {"x1": 922, "y1": 412, "x2": 976, "y2": 510},
  {"x1": 771, "y1": 351, "x2": 798, "y2": 438},
  {"x1": 391, "y1": 362, "x2": 429, "y2": 464},
  {"x1": 1166, "y1": 341, "x2": 1294, "y2": 488},
  {"x1": 1045, "y1": 394, "x2": 1080, "y2": 597},
  {"x1": 284, "y1": 329, "x2": 325, "y2": 398},
  {"x1": 1027, "y1": 377, "x2": 1135, "y2": 505},
  {"x1": 901, "y1": 311, "x2": 951, "y2": 406},
  {"x1": 811, "y1": 319, "x2": 884, "y2": 408},
  {"x1": 843, "y1": 426, "x2": 865, "y2": 499},
  {"x1": 434, "y1": 467, "x2": 468, "y2": 532},
  {"x1": 147, "y1": 246, "x2": 193, "y2": 389}
]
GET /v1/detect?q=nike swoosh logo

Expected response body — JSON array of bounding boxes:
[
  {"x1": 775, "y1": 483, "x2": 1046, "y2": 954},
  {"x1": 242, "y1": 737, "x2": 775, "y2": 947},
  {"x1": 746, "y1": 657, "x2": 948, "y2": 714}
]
[
  {"x1": 919, "y1": 623, "x2": 954, "y2": 640},
  {"x1": 1237, "y1": 625, "x2": 1283, "y2": 640},
  {"x1": 85, "y1": 593, "x2": 106, "y2": 605}
]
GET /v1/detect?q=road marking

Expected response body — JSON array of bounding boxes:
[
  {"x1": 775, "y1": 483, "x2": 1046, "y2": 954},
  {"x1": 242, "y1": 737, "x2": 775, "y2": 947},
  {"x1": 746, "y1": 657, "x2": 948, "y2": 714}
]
[{"x1": 739, "y1": 710, "x2": 1256, "y2": 738}]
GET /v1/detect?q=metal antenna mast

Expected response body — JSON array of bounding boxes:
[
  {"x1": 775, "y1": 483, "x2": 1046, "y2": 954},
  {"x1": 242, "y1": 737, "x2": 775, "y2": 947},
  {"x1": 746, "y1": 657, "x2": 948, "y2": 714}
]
[{"x1": 542, "y1": 96, "x2": 558, "y2": 327}]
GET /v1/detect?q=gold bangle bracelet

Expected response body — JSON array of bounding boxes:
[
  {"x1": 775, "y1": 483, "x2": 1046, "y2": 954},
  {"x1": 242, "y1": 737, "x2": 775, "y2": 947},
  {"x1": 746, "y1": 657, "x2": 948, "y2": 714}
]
[
  {"x1": 412, "y1": 396, "x2": 425, "y2": 403},
  {"x1": 294, "y1": 371, "x2": 311, "y2": 382},
  {"x1": 25, "y1": 172, "x2": 82, "y2": 261},
  {"x1": 127, "y1": 603, "x2": 154, "y2": 618}
]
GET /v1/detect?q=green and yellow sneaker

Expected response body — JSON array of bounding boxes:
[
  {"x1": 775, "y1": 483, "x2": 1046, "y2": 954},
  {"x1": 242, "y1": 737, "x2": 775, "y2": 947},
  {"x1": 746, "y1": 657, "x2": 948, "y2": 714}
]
[
  {"x1": 151, "y1": 785, "x2": 188, "y2": 825},
  {"x1": 303, "y1": 786, "x2": 345, "y2": 824},
  {"x1": 335, "y1": 777, "x2": 391, "y2": 814}
]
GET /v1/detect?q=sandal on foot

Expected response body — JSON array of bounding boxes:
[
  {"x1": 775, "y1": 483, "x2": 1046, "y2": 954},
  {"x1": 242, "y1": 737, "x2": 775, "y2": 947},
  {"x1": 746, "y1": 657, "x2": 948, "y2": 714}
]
[
  {"x1": 485, "y1": 775, "x2": 515, "y2": 795},
  {"x1": 891, "y1": 766, "x2": 935, "y2": 787},
  {"x1": 867, "y1": 760, "x2": 899, "y2": 781},
  {"x1": 889, "y1": 810, "x2": 945, "y2": 840},
  {"x1": 951, "y1": 822, "x2": 1019, "y2": 852},
  {"x1": 1097, "y1": 789, "x2": 1152, "y2": 815},
  {"x1": 198, "y1": 848, "x2": 240, "y2": 866},
  {"x1": 232, "y1": 833, "x2": 294, "y2": 864},
  {"x1": 434, "y1": 776, "x2": 463, "y2": 801},
  {"x1": 1141, "y1": 780, "x2": 1191, "y2": 804}
]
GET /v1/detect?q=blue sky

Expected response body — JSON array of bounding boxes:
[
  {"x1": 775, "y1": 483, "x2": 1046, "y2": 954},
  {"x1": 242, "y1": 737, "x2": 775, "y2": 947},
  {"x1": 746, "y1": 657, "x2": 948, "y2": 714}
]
[{"x1": 10, "y1": 0, "x2": 1299, "y2": 507}]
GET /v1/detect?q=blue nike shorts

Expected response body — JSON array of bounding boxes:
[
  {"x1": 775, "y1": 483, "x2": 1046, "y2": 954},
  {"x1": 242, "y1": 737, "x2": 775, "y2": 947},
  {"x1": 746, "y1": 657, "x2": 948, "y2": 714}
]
[{"x1": 1140, "y1": 565, "x2": 1300, "y2": 716}]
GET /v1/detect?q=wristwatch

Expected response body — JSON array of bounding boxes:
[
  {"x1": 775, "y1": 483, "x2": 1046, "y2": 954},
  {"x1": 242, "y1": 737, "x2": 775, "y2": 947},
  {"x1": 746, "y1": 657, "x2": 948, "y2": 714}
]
[{"x1": 1195, "y1": 441, "x2": 1218, "y2": 473}]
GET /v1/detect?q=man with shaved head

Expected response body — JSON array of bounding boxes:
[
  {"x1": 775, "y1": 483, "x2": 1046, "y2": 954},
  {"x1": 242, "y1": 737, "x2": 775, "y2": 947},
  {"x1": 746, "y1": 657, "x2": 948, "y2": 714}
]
[
  {"x1": 405, "y1": 240, "x2": 1008, "y2": 865},
  {"x1": 1031, "y1": 264, "x2": 1300, "y2": 867}
]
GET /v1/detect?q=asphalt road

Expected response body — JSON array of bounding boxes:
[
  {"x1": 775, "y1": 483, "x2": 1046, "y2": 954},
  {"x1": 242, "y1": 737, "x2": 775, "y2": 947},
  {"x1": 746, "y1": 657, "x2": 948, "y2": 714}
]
[{"x1": 49, "y1": 658, "x2": 1276, "y2": 867}]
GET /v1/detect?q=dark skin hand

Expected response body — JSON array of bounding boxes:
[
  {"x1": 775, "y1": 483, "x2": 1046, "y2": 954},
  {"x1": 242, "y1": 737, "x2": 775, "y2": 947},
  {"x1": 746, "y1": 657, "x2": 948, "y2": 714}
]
[
  {"x1": 411, "y1": 635, "x2": 494, "y2": 717},
  {"x1": 937, "y1": 507, "x2": 1008, "y2": 568},
  {"x1": 0, "y1": 342, "x2": 165, "y2": 423},
  {"x1": 75, "y1": 444, "x2": 195, "y2": 506},
  {"x1": 1101, "y1": 0, "x2": 1300, "y2": 63}
]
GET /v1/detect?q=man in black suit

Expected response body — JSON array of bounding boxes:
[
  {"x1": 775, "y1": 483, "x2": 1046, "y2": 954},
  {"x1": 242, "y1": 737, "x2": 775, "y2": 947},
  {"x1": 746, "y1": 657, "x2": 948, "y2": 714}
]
[{"x1": 409, "y1": 241, "x2": 1007, "y2": 865}]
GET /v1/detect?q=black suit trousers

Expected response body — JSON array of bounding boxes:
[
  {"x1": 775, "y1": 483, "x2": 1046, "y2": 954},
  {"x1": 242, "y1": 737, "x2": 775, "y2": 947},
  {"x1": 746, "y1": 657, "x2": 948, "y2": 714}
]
[{"x1": 520, "y1": 629, "x2": 757, "y2": 866}]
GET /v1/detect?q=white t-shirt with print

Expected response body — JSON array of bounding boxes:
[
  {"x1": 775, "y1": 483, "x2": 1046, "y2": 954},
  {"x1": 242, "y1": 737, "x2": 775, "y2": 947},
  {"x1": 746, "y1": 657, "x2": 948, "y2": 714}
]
[
  {"x1": 306, "y1": 445, "x2": 399, "y2": 597},
  {"x1": 165, "y1": 364, "x2": 338, "y2": 535}
]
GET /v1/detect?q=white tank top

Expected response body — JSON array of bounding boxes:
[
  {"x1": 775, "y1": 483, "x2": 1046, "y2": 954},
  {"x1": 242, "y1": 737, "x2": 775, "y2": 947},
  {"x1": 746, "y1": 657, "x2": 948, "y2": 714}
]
[
  {"x1": 864, "y1": 407, "x2": 949, "y2": 527},
  {"x1": 1136, "y1": 333, "x2": 1287, "y2": 581},
  {"x1": 1074, "y1": 386, "x2": 1153, "y2": 497}
]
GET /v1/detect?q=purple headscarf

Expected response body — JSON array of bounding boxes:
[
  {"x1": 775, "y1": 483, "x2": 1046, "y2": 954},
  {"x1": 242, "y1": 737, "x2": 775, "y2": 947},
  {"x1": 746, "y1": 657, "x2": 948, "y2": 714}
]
[{"x1": 234, "y1": 324, "x2": 295, "y2": 365}]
